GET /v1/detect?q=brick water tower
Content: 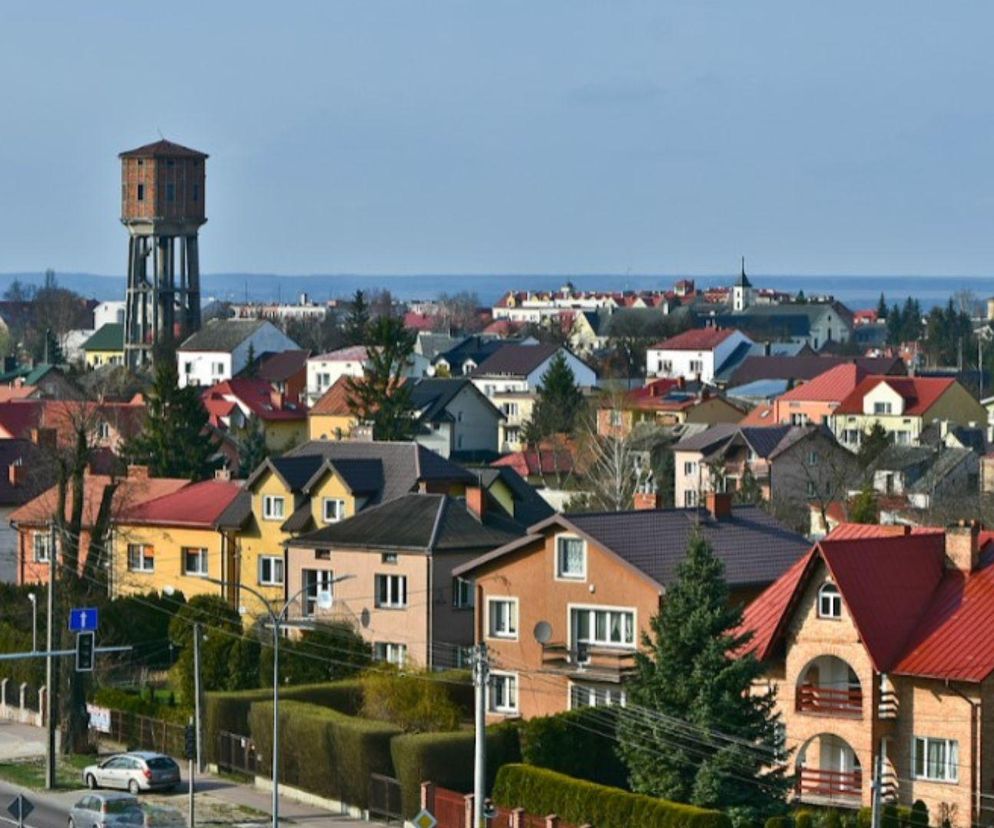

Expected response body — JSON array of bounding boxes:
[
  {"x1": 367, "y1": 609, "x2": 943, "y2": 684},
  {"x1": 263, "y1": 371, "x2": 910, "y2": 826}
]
[{"x1": 119, "y1": 139, "x2": 208, "y2": 368}]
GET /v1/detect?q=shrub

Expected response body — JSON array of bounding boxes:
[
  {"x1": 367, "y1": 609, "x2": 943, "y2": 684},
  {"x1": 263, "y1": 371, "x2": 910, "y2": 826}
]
[
  {"x1": 766, "y1": 819, "x2": 793, "y2": 828},
  {"x1": 911, "y1": 800, "x2": 928, "y2": 828},
  {"x1": 821, "y1": 811, "x2": 842, "y2": 828},
  {"x1": 795, "y1": 811, "x2": 814, "y2": 828},
  {"x1": 391, "y1": 724, "x2": 520, "y2": 818},
  {"x1": 250, "y1": 700, "x2": 400, "y2": 809},
  {"x1": 882, "y1": 804, "x2": 900, "y2": 828},
  {"x1": 518, "y1": 707, "x2": 627, "y2": 788},
  {"x1": 91, "y1": 687, "x2": 190, "y2": 724},
  {"x1": 857, "y1": 807, "x2": 872, "y2": 828},
  {"x1": 492, "y1": 764, "x2": 730, "y2": 828},
  {"x1": 359, "y1": 669, "x2": 461, "y2": 733},
  {"x1": 257, "y1": 621, "x2": 372, "y2": 687}
]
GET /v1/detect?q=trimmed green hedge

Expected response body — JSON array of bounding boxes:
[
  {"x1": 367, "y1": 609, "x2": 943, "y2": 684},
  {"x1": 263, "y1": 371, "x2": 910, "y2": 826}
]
[
  {"x1": 518, "y1": 707, "x2": 628, "y2": 788},
  {"x1": 250, "y1": 700, "x2": 400, "y2": 809},
  {"x1": 91, "y1": 687, "x2": 191, "y2": 724},
  {"x1": 391, "y1": 724, "x2": 521, "y2": 818},
  {"x1": 204, "y1": 680, "x2": 363, "y2": 763},
  {"x1": 493, "y1": 764, "x2": 729, "y2": 828}
]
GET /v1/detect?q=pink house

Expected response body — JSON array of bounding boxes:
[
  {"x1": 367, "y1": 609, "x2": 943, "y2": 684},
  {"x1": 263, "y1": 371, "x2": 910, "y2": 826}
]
[{"x1": 772, "y1": 363, "x2": 871, "y2": 426}]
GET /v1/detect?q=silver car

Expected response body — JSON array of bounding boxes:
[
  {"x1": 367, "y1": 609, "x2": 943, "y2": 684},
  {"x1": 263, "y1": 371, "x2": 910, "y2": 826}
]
[
  {"x1": 82, "y1": 752, "x2": 181, "y2": 794},
  {"x1": 68, "y1": 792, "x2": 143, "y2": 828}
]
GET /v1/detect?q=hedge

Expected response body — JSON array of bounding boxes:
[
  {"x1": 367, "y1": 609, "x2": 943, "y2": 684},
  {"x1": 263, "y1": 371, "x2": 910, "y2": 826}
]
[
  {"x1": 204, "y1": 680, "x2": 363, "y2": 762},
  {"x1": 518, "y1": 707, "x2": 628, "y2": 788},
  {"x1": 250, "y1": 700, "x2": 400, "y2": 809},
  {"x1": 391, "y1": 724, "x2": 521, "y2": 818},
  {"x1": 430, "y1": 669, "x2": 473, "y2": 717},
  {"x1": 91, "y1": 687, "x2": 191, "y2": 725},
  {"x1": 492, "y1": 764, "x2": 730, "y2": 828}
]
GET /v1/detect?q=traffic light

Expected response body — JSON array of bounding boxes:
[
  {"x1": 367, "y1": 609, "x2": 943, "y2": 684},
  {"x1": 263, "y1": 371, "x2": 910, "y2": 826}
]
[
  {"x1": 75, "y1": 632, "x2": 95, "y2": 672},
  {"x1": 184, "y1": 724, "x2": 196, "y2": 760}
]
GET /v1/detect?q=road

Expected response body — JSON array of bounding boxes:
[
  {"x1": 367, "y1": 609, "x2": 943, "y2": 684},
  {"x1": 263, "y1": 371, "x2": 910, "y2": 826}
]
[{"x1": 0, "y1": 779, "x2": 73, "y2": 828}]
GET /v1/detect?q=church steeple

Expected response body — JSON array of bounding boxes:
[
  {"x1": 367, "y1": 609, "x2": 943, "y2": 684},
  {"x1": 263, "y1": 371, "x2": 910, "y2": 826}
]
[
  {"x1": 732, "y1": 256, "x2": 753, "y2": 311},
  {"x1": 735, "y1": 255, "x2": 752, "y2": 288}
]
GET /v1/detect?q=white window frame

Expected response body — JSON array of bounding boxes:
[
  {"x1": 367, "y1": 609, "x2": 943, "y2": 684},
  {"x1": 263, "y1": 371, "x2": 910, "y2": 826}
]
[
  {"x1": 913, "y1": 736, "x2": 958, "y2": 783},
  {"x1": 568, "y1": 682, "x2": 627, "y2": 710},
  {"x1": 684, "y1": 490, "x2": 698, "y2": 507},
  {"x1": 555, "y1": 535, "x2": 586, "y2": 581},
  {"x1": 683, "y1": 460, "x2": 697, "y2": 475},
  {"x1": 127, "y1": 544, "x2": 154, "y2": 573},
  {"x1": 33, "y1": 532, "x2": 51, "y2": 563},
  {"x1": 568, "y1": 604, "x2": 637, "y2": 657},
  {"x1": 322, "y1": 498, "x2": 346, "y2": 524},
  {"x1": 818, "y1": 583, "x2": 842, "y2": 619},
  {"x1": 182, "y1": 547, "x2": 208, "y2": 577},
  {"x1": 302, "y1": 568, "x2": 334, "y2": 616},
  {"x1": 258, "y1": 555, "x2": 284, "y2": 586},
  {"x1": 487, "y1": 597, "x2": 519, "y2": 640},
  {"x1": 375, "y1": 573, "x2": 408, "y2": 608},
  {"x1": 488, "y1": 670, "x2": 519, "y2": 714},
  {"x1": 453, "y1": 576, "x2": 474, "y2": 609},
  {"x1": 262, "y1": 495, "x2": 285, "y2": 521},
  {"x1": 373, "y1": 642, "x2": 407, "y2": 667},
  {"x1": 874, "y1": 401, "x2": 893, "y2": 415}
]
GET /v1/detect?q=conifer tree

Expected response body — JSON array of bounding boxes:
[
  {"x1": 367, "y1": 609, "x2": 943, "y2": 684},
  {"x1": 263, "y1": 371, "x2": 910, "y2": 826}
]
[
  {"x1": 618, "y1": 533, "x2": 790, "y2": 826},
  {"x1": 344, "y1": 289, "x2": 371, "y2": 346},
  {"x1": 346, "y1": 315, "x2": 416, "y2": 441},
  {"x1": 523, "y1": 352, "x2": 586, "y2": 444},
  {"x1": 849, "y1": 483, "x2": 879, "y2": 524},
  {"x1": 876, "y1": 293, "x2": 888, "y2": 321}
]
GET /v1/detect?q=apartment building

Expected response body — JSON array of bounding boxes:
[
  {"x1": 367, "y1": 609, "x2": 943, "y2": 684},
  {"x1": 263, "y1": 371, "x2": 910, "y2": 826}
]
[{"x1": 645, "y1": 327, "x2": 752, "y2": 383}]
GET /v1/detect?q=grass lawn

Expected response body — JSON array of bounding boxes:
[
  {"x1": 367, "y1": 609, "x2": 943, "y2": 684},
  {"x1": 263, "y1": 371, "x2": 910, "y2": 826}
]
[{"x1": 0, "y1": 754, "x2": 92, "y2": 790}]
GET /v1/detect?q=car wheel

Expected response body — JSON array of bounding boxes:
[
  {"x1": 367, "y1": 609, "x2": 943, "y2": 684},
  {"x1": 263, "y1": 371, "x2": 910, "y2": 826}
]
[
  {"x1": 86, "y1": 774, "x2": 97, "y2": 790},
  {"x1": 128, "y1": 779, "x2": 140, "y2": 795}
]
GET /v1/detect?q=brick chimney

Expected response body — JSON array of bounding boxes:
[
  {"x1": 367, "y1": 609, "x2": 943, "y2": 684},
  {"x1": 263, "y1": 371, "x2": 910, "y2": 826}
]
[
  {"x1": 8, "y1": 463, "x2": 25, "y2": 487},
  {"x1": 30, "y1": 428, "x2": 56, "y2": 452},
  {"x1": 946, "y1": 521, "x2": 982, "y2": 572},
  {"x1": 466, "y1": 485, "x2": 486, "y2": 522},
  {"x1": 705, "y1": 491, "x2": 733, "y2": 521},
  {"x1": 633, "y1": 490, "x2": 662, "y2": 510},
  {"x1": 214, "y1": 468, "x2": 232, "y2": 482},
  {"x1": 127, "y1": 465, "x2": 150, "y2": 480}
]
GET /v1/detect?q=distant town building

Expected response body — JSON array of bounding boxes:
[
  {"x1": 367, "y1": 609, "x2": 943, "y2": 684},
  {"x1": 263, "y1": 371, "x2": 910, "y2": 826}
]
[
  {"x1": 645, "y1": 327, "x2": 753, "y2": 383},
  {"x1": 176, "y1": 318, "x2": 299, "y2": 388}
]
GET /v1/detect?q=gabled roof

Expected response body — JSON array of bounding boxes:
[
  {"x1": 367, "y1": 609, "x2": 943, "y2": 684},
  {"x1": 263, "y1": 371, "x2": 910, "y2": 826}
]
[
  {"x1": 203, "y1": 377, "x2": 307, "y2": 422},
  {"x1": 739, "y1": 402, "x2": 775, "y2": 426},
  {"x1": 835, "y1": 375, "x2": 957, "y2": 416},
  {"x1": 304, "y1": 458, "x2": 384, "y2": 495},
  {"x1": 254, "y1": 350, "x2": 310, "y2": 383},
  {"x1": 728, "y1": 356, "x2": 905, "y2": 388},
  {"x1": 83, "y1": 324, "x2": 124, "y2": 352},
  {"x1": 475, "y1": 466, "x2": 555, "y2": 529},
  {"x1": 0, "y1": 439, "x2": 57, "y2": 506},
  {"x1": 471, "y1": 343, "x2": 561, "y2": 377},
  {"x1": 673, "y1": 423, "x2": 740, "y2": 453},
  {"x1": 119, "y1": 479, "x2": 243, "y2": 528},
  {"x1": 310, "y1": 345, "x2": 369, "y2": 362},
  {"x1": 491, "y1": 447, "x2": 575, "y2": 478},
  {"x1": 310, "y1": 376, "x2": 354, "y2": 416},
  {"x1": 246, "y1": 455, "x2": 325, "y2": 492},
  {"x1": 287, "y1": 493, "x2": 521, "y2": 553},
  {"x1": 179, "y1": 319, "x2": 270, "y2": 353},
  {"x1": 408, "y1": 377, "x2": 500, "y2": 424},
  {"x1": 649, "y1": 327, "x2": 739, "y2": 352},
  {"x1": 777, "y1": 363, "x2": 869, "y2": 403},
  {"x1": 119, "y1": 139, "x2": 208, "y2": 159}
]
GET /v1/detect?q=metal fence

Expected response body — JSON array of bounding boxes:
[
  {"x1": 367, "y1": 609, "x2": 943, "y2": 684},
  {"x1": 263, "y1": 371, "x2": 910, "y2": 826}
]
[
  {"x1": 103, "y1": 709, "x2": 186, "y2": 757},
  {"x1": 216, "y1": 730, "x2": 258, "y2": 778},
  {"x1": 369, "y1": 773, "x2": 403, "y2": 823}
]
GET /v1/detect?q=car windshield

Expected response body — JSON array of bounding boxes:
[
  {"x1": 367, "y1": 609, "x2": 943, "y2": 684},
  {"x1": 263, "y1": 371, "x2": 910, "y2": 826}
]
[
  {"x1": 145, "y1": 758, "x2": 176, "y2": 770},
  {"x1": 104, "y1": 802, "x2": 142, "y2": 819}
]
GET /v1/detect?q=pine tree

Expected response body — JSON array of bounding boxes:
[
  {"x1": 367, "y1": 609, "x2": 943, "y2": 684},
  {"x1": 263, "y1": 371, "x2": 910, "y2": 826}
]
[
  {"x1": 886, "y1": 303, "x2": 903, "y2": 345},
  {"x1": 857, "y1": 421, "x2": 891, "y2": 469},
  {"x1": 618, "y1": 533, "x2": 790, "y2": 826},
  {"x1": 244, "y1": 343, "x2": 258, "y2": 377},
  {"x1": 876, "y1": 293, "x2": 888, "y2": 321},
  {"x1": 849, "y1": 483, "x2": 879, "y2": 524},
  {"x1": 523, "y1": 352, "x2": 586, "y2": 444},
  {"x1": 344, "y1": 290, "x2": 371, "y2": 346},
  {"x1": 121, "y1": 357, "x2": 217, "y2": 480},
  {"x1": 346, "y1": 315, "x2": 416, "y2": 441},
  {"x1": 236, "y1": 420, "x2": 269, "y2": 478}
]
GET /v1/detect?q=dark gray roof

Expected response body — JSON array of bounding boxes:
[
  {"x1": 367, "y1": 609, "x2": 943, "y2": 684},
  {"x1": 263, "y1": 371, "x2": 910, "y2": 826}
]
[
  {"x1": 179, "y1": 319, "x2": 269, "y2": 352},
  {"x1": 727, "y1": 355, "x2": 905, "y2": 387},
  {"x1": 281, "y1": 502, "x2": 314, "y2": 533},
  {"x1": 435, "y1": 336, "x2": 506, "y2": 371},
  {"x1": 471, "y1": 343, "x2": 561, "y2": 377},
  {"x1": 287, "y1": 493, "x2": 521, "y2": 553},
  {"x1": 0, "y1": 440, "x2": 56, "y2": 506},
  {"x1": 408, "y1": 378, "x2": 474, "y2": 423},
  {"x1": 739, "y1": 426, "x2": 795, "y2": 459},
  {"x1": 254, "y1": 350, "x2": 309, "y2": 382},
  {"x1": 907, "y1": 448, "x2": 975, "y2": 494},
  {"x1": 267, "y1": 456, "x2": 325, "y2": 491},
  {"x1": 713, "y1": 312, "x2": 811, "y2": 339},
  {"x1": 214, "y1": 490, "x2": 253, "y2": 530},
  {"x1": 673, "y1": 423, "x2": 739, "y2": 452},
  {"x1": 324, "y1": 458, "x2": 384, "y2": 494},
  {"x1": 871, "y1": 445, "x2": 934, "y2": 473},
  {"x1": 477, "y1": 466, "x2": 555, "y2": 529}
]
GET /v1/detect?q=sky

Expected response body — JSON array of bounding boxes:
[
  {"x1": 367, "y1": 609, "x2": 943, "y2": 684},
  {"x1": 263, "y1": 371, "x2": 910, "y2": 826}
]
[{"x1": 1, "y1": 2, "x2": 993, "y2": 278}]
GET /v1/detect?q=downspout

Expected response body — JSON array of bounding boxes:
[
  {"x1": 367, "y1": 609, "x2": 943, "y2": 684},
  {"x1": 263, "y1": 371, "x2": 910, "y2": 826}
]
[{"x1": 945, "y1": 679, "x2": 980, "y2": 825}]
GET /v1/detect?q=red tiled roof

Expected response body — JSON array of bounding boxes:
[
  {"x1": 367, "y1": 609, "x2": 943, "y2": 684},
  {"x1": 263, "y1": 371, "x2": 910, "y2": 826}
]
[
  {"x1": 739, "y1": 402, "x2": 775, "y2": 425},
  {"x1": 403, "y1": 311, "x2": 436, "y2": 332},
  {"x1": 120, "y1": 479, "x2": 243, "y2": 527},
  {"x1": 204, "y1": 378, "x2": 306, "y2": 422},
  {"x1": 737, "y1": 551, "x2": 813, "y2": 660},
  {"x1": 649, "y1": 327, "x2": 738, "y2": 351},
  {"x1": 826, "y1": 523, "x2": 944, "y2": 540},
  {"x1": 834, "y1": 375, "x2": 956, "y2": 416},
  {"x1": 627, "y1": 378, "x2": 682, "y2": 402},
  {"x1": 778, "y1": 363, "x2": 869, "y2": 403},
  {"x1": 491, "y1": 448, "x2": 575, "y2": 477},
  {"x1": 310, "y1": 376, "x2": 355, "y2": 417},
  {"x1": 0, "y1": 401, "x2": 42, "y2": 439}
]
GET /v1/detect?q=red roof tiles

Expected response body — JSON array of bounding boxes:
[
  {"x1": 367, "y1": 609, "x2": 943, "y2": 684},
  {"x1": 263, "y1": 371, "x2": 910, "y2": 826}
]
[
  {"x1": 834, "y1": 375, "x2": 955, "y2": 416},
  {"x1": 778, "y1": 363, "x2": 869, "y2": 403},
  {"x1": 650, "y1": 327, "x2": 739, "y2": 351},
  {"x1": 120, "y1": 479, "x2": 243, "y2": 527}
]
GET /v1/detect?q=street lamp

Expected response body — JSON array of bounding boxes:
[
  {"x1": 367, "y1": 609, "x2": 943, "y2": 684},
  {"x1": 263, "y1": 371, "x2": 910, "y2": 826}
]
[
  {"x1": 27, "y1": 593, "x2": 37, "y2": 653},
  {"x1": 204, "y1": 573, "x2": 353, "y2": 828}
]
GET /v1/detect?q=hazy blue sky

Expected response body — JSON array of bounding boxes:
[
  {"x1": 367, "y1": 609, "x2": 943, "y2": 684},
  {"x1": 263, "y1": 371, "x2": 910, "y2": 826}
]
[{"x1": 1, "y1": 2, "x2": 993, "y2": 277}]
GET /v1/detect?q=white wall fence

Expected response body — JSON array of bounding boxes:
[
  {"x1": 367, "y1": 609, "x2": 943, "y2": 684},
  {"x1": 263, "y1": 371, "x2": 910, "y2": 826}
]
[{"x1": 0, "y1": 677, "x2": 44, "y2": 726}]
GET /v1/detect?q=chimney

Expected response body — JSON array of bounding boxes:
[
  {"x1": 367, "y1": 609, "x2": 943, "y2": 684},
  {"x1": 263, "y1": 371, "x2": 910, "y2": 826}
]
[
  {"x1": 270, "y1": 390, "x2": 284, "y2": 410},
  {"x1": 946, "y1": 521, "x2": 982, "y2": 573},
  {"x1": 8, "y1": 463, "x2": 25, "y2": 487},
  {"x1": 676, "y1": 376, "x2": 686, "y2": 391},
  {"x1": 633, "y1": 490, "x2": 662, "y2": 510},
  {"x1": 705, "y1": 491, "x2": 733, "y2": 521},
  {"x1": 214, "y1": 468, "x2": 232, "y2": 482},
  {"x1": 466, "y1": 485, "x2": 487, "y2": 522},
  {"x1": 127, "y1": 465, "x2": 150, "y2": 480},
  {"x1": 30, "y1": 428, "x2": 56, "y2": 452}
]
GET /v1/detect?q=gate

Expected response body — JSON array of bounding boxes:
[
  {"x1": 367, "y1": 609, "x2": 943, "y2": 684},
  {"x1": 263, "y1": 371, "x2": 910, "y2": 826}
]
[
  {"x1": 369, "y1": 773, "x2": 403, "y2": 823},
  {"x1": 433, "y1": 786, "x2": 467, "y2": 828},
  {"x1": 216, "y1": 730, "x2": 257, "y2": 777}
]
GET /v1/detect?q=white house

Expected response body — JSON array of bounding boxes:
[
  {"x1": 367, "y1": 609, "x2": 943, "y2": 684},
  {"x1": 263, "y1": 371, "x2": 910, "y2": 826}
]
[
  {"x1": 408, "y1": 378, "x2": 504, "y2": 459},
  {"x1": 93, "y1": 301, "x2": 127, "y2": 330},
  {"x1": 645, "y1": 327, "x2": 752, "y2": 384},
  {"x1": 469, "y1": 343, "x2": 597, "y2": 398},
  {"x1": 176, "y1": 319, "x2": 300, "y2": 388},
  {"x1": 305, "y1": 346, "x2": 428, "y2": 405}
]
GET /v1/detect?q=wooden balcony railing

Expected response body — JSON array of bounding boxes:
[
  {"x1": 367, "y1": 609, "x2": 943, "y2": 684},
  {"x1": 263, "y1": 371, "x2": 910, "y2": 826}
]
[
  {"x1": 797, "y1": 767, "x2": 862, "y2": 800},
  {"x1": 796, "y1": 684, "x2": 862, "y2": 716},
  {"x1": 540, "y1": 642, "x2": 636, "y2": 682}
]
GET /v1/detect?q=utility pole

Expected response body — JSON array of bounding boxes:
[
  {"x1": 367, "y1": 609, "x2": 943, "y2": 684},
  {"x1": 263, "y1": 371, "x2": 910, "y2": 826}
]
[
  {"x1": 187, "y1": 716, "x2": 196, "y2": 828},
  {"x1": 472, "y1": 643, "x2": 489, "y2": 828},
  {"x1": 44, "y1": 523, "x2": 56, "y2": 790},
  {"x1": 193, "y1": 623, "x2": 203, "y2": 772},
  {"x1": 870, "y1": 740, "x2": 883, "y2": 828}
]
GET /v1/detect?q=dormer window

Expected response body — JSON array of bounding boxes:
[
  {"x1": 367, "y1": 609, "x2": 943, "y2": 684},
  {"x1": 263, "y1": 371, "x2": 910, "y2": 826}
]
[
  {"x1": 873, "y1": 402, "x2": 893, "y2": 415},
  {"x1": 818, "y1": 583, "x2": 842, "y2": 619}
]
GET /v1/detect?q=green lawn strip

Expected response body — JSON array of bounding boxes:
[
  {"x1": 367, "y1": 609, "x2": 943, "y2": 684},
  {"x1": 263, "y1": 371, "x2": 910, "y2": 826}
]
[{"x1": 0, "y1": 754, "x2": 92, "y2": 790}]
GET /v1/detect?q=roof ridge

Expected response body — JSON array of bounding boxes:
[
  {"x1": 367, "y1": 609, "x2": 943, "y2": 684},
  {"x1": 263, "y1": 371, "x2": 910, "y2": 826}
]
[{"x1": 427, "y1": 495, "x2": 449, "y2": 552}]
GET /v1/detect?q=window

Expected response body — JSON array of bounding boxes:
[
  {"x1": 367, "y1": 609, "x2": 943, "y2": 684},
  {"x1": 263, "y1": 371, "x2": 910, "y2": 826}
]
[
  {"x1": 127, "y1": 544, "x2": 154, "y2": 573},
  {"x1": 259, "y1": 556, "x2": 284, "y2": 586},
  {"x1": 684, "y1": 490, "x2": 698, "y2": 507},
  {"x1": 488, "y1": 598, "x2": 518, "y2": 639},
  {"x1": 165, "y1": 183, "x2": 175, "y2": 202},
  {"x1": 489, "y1": 671, "x2": 518, "y2": 714},
  {"x1": 689, "y1": 359, "x2": 703, "y2": 373},
  {"x1": 453, "y1": 577, "x2": 474, "y2": 609},
  {"x1": 136, "y1": 183, "x2": 145, "y2": 201},
  {"x1": 375, "y1": 574, "x2": 407, "y2": 608},
  {"x1": 873, "y1": 401, "x2": 893, "y2": 415},
  {"x1": 818, "y1": 583, "x2": 842, "y2": 619},
  {"x1": 806, "y1": 450, "x2": 820, "y2": 465},
  {"x1": 212, "y1": 361, "x2": 224, "y2": 375},
  {"x1": 374, "y1": 642, "x2": 407, "y2": 666},
  {"x1": 502, "y1": 402, "x2": 519, "y2": 417},
  {"x1": 182, "y1": 547, "x2": 208, "y2": 576},
  {"x1": 33, "y1": 532, "x2": 51, "y2": 563},
  {"x1": 609, "y1": 410, "x2": 623, "y2": 427},
  {"x1": 792, "y1": 413, "x2": 810, "y2": 426},
  {"x1": 661, "y1": 360, "x2": 673, "y2": 373},
  {"x1": 570, "y1": 683, "x2": 627, "y2": 709},
  {"x1": 556, "y1": 537, "x2": 586, "y2": 580},
  {"x1": 806, "y1": 481, "x2": 817, "y2": 498},
  {"x1": 322, "y1": 498, "x2": 345, "y2": 523},
  {"x1": 184, "y1": 362, "x2": 193, "y2": 375},
  {"x1": 317, "y1": 372, "x2": 331, "y2": 389},
  {"x1": 381, "y1": 552, "x2": 398, "y2": 564},
  {"x1": 571, "y1": 607, "x2": 635, "y2": 653},
  {"x1": 262, "y1": 495, "x2": 285, "y2": 521},
  {"x1": 913, "y1": 737, "x2": 958, "y2": 783},
  {"x1": 684, "y1": 461, "x2": 697, "y2": 475},
  {"x1": 302, "y1": 568, "x2": 333, "y2": 616},
  {"x1": 192, "y1": 183, "x2": 200, "y2": 202},
  {"x1": 97, "y1": 420, "x2": 111, "y2": 440}
]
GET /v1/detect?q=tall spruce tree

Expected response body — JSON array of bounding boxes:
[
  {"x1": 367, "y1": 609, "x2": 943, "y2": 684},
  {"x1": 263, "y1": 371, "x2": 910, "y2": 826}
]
[
  {"x1": 344, "y1": 289, "x2": 371, "y2": 345},
  {"x1": 618, "y1": 533, "x2": 790, "y2": 826},
  {"x1": 122, "y1": 357, "x2": 217, "y2": 480},
  {"x1": 523, "y1": 352, "x2": 586, "y2": 444},
  {"x1": 876, "y1": 293, "x2": 888, "y2": 321},
  {"x1": 346, "y1": 315, "x2": 416, "y2": 441}
]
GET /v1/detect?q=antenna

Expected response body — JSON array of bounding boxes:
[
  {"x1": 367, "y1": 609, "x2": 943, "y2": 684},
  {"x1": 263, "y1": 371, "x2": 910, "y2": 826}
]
[
  {"x1": 156, "y1": 126, "x2": 165, "y2": 141},
  {"x1": 533, "y1": 621, "x2": 552, "y2": 645}
]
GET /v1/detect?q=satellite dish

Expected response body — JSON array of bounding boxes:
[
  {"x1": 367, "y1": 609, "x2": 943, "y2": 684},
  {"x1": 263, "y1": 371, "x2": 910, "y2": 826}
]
[
  {"x1": 360, "y1": 608, "x2": 371, "y2": 629},
  {"x1": 316, "y1": 590, "x2": 333, "y2": 611},
  {"x1": 533, "y1": 621, "x2": 552, "y2": 645}
]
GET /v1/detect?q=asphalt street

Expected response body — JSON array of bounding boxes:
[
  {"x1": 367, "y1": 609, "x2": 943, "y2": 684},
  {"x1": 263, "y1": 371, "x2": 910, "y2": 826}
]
[{"x1": 0, "y1": 779, "x2": 73, "y2": 828}]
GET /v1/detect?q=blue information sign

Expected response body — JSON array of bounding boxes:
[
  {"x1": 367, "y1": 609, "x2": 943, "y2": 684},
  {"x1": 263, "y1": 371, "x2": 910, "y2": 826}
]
[{"x1": 69, "y1": 607, "x2": 99, "y2": 632}]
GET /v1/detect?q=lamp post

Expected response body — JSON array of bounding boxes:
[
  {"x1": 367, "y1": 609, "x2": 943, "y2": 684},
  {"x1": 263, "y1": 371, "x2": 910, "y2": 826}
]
[
  {"x1": 204, "y1": 573, "x2": 353, "y2": 828},
  {"x1": 27, "y1": 593, "x2": 37, "y2": 653}
]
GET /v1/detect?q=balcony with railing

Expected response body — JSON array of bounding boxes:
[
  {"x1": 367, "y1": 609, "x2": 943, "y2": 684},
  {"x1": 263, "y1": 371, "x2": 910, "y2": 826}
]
[
  {"x1": 540, "y1": 642, "x2": 636, "y2": 683},
  {"x1": 796, "y1": 656, "x2": 863, "y2": 718},
  {"x1": 796, "y1": 767, "x2": 863, "y2": 803},
  {"x1": 795, "y1": 733, "x2": 863, "y2": 807}
]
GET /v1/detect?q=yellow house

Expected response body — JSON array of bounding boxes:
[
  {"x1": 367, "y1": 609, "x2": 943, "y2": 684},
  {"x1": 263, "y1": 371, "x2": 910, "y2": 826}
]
[
  {"x1": 110, "y1": 479, "x2": 245, "y2": 605},
  {"x1": 202, "y1": 378, "x2": 308, "y2": 454},
  {"x1": 82, "y1": 324, "x2": 125, "y2": 369},
  {"x1": 308, "y1": 377, "x2": 360, "y2": 441}
]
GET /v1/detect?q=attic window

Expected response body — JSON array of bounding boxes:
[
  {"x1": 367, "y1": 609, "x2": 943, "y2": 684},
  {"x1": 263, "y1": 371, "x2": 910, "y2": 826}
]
[{"x1": 818, "y1": 583, "x2": 842, "y2": 619}]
